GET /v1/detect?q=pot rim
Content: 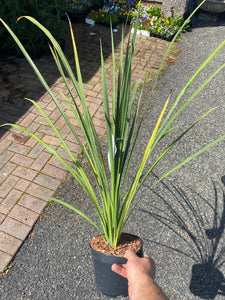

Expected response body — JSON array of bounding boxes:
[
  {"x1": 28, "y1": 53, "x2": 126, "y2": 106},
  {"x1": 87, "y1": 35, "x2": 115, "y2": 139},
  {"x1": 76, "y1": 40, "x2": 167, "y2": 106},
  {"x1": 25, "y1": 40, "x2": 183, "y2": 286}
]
[{"x1": 90, "y1": 232, "x2": 143, "y2": 259}]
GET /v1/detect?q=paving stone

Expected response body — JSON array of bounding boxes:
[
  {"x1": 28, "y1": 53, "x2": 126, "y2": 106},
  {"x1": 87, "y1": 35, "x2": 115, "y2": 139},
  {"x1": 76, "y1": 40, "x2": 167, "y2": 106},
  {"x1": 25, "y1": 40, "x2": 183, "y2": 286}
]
[
  {"x1": 24, "y1": 136, "x2": 39, "y2": 148},
  {"x1": 13, "y1": 165, "x2": 38, "y2": 181},
  {"x1": 9, "y1": 133, "x2": 30, "y2": 145},
  {"x1": 45, "y1": 100, "x2": 57, "y2": 112},
  {"x1": 86, "y1": 96, "x2": 103, "y2": 106},
  {"x1": 0, "y1": 231, "x2": 23, "y2": 256},
  {"x1": 34, "y1": 173, "x2": 61, "y2": 190},
  {"x1": 14, "y1": 178, "x2": 31, "y2": 192},
  {"x1": 42, "y1": 135, "x2": 60, "y2": 146},
  {"x1": 19, "y1": 112, "x2": 37, "y2": 128},
  {"x1": 56, "y1": 147, "x2": 74, "y2": 162},
  {"x1": 60, "y1": 123, "x2": 73, "y2": 138},
  {"x1": 25, "y1": 132, "x2": 44, "y2": 151},
  {"x1": 64, "y1": 140, "x2": 82, "y2": 155},
  {"x1": 10, "y1": 153, "x2": 35, "y2": 167},
  {"x1": 26, "y1": 182, "x2": 53, "y2": 198},
  {"x1": 0, "y1": 175, "x2": 20, "y2": 198},
  {"x1": 0, "y1": 189, "x2": 23, "y2": 215},
  {"x1": 41, "y1": 164, "x2": 68, "y2": 181},
  {"x1": 95, "y1": 125, "x2": 106, "y2": 136},
  {"x1": 92, "y1": 117, "x2": 106, "y2": 128},
  {"x1": 94, "y1": 110, "x2": 105, "y2": 121},
  {"x1": 34, "y1": 115, "x2": 50, "y2": 126},
  {"x1": 26, "y1": 121, "x2": 41, "y2": 134},
  {"x1": 85, "y1": 89, "x2": 99, "y2": 98},
  {"x1": 0, "y1": 251, "x2": 13, "y2": 273},
  {"x1": 18, "y1": 194, "x2": 47, "y2": 214},
  {"x1": 38, "y1": 125, "x2": 56, "y2": 136},
  {"x1": 54, "y1": 116, "x2": 66, "y2": 130},
  {"x1": 88, "y1": 76, "x2": 101, "y2": 85},
  {"x1": 27, "y1": 143, "x2": 45, "y2": 159},
  {"x1": 0, "y1": 217, "x2": 31, "y2": 240},
  {"x1": 7, "y1": 143, "x2": 31, "y2": 155},
  {"x1": 9, "y1": 205, "x2": 39, "y2": 227},
  {"x1": 0, "y1": 213, "x2": 5, "y2": 224},
  {"x1": 0, "y1": 139, "x2": 12, "y2": 153},
  {"x1": 30, "y1": 151, "x2": 51, "y2": 171},
  {"x1": 48, "y1": 155, "x2": 70, "y2": 170},
  {"x1": 36, "y1": 100, "x2": 48, "y2": 109},
  {"x1": 0, "y1": 162, "x2": 17, "y2": 185},
  {"x1": 92, "y1": 82, "x2": 102, "y2": 93}
]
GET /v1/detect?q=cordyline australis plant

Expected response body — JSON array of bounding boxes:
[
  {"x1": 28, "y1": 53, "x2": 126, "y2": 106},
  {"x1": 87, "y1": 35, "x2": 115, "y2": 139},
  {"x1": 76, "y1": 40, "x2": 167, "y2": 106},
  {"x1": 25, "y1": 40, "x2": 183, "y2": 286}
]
[{"x1": 1, "y1": 1, "x2": 225, "y2": 248}]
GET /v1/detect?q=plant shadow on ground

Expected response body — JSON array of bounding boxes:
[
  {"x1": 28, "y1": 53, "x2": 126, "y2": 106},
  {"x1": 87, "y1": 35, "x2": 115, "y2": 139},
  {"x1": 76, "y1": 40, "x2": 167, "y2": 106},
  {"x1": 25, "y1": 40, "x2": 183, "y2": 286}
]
[
  {"x1": 139, "y1": 176, "x2": 225, "y2": 299},
  {"x1": 0, "y1": 21, "x2": 128, "y2": 139}
]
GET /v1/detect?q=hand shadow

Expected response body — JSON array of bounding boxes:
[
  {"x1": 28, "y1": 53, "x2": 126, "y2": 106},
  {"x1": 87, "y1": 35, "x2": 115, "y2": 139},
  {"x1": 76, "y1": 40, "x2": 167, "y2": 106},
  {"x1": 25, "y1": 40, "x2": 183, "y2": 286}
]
[{"x1": 139, "y1": 176, "x2": 225, "y2": 299}]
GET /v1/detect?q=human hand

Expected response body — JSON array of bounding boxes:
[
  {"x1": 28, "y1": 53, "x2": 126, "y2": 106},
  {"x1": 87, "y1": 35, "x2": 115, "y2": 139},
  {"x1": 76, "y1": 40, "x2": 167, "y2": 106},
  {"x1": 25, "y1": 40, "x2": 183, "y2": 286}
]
[{"x1": 111, "y1": 249, "x2": 156, "y2": 298}]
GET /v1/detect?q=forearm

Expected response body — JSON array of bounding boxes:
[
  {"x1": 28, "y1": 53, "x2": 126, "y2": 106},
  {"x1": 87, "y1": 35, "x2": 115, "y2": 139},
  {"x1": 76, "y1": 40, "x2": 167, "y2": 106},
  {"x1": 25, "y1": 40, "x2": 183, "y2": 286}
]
[{"x1": 131, "y1": 276, "x2": 169, "y2": 300}]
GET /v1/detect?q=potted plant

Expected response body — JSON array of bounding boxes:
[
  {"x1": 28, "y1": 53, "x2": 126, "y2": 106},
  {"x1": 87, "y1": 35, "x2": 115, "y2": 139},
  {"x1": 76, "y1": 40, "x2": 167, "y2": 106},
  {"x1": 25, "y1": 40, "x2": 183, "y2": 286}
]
[{"x1": 1, "y1": 3, "x2": 225, "y2": 296}]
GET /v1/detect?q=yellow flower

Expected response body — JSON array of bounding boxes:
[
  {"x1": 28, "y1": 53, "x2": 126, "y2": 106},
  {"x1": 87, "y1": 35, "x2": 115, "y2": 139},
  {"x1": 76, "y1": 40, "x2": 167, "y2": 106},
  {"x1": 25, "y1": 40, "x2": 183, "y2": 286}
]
[{"x1": 135, "y1": 1, "x2": 141, "y2": 8}]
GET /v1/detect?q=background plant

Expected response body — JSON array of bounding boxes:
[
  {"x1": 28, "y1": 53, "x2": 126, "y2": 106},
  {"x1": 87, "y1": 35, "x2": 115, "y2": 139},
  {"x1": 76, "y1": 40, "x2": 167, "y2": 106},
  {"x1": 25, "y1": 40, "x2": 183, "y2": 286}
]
[
  {"x1": 0, "y1": 1, "x2": 225, "y2": 249},
  {"x1": 88, "y1": 8, "x2": 119, "y2": 26},
  {"x1": 65, "y1": 0, "x2": 104, "y2": 21},
  {"x1": 87, "y1": 0, "x2": 138, "y2": 25},
  {"x1": 0, "y1": 0, "x2": 67, "y2": 55},
  {"x1": 131, "y1": 2, "x2": 188, "y2": 38}
]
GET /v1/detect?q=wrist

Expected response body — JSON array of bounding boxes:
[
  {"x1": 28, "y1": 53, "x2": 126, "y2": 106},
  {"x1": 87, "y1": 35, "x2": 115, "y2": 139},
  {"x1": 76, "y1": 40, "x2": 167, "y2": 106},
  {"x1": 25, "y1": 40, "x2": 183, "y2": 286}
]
[
  {"x1": 131, "y1": 275, "x2": 154, "y2": 298},
  {"x1": 131, "y1": 275, "x2": 168, "y2": 300}
]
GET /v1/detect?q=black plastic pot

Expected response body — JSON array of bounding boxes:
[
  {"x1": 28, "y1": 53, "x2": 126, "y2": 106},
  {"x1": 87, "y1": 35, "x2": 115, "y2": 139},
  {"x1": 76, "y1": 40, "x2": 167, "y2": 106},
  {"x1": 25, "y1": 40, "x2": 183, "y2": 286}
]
[{"x1": 90, "y1": 234, "x2": 143, "y2": 297}]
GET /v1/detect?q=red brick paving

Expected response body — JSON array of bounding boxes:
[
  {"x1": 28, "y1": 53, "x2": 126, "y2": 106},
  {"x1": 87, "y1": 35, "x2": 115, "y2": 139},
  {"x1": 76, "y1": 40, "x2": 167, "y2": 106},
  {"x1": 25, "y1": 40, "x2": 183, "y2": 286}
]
[{"x1": 0, "y1": 22, "x2": 171, "y2": 273}]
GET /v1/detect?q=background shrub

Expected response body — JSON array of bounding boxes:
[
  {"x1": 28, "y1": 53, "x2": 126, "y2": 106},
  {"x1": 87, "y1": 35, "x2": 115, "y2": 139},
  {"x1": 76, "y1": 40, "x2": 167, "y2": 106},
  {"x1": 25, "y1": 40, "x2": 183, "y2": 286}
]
[{"x1": 0, "y1": 0, "x2": 68, "y2": 56}]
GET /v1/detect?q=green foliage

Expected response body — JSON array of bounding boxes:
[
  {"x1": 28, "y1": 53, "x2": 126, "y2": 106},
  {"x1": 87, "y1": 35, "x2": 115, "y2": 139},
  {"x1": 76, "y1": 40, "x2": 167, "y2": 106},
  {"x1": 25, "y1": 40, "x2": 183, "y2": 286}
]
[
  {"x1": 1, "y1": 3, "x2": 225, "y2": 248},
  {"x1": 86, "y1": 0, "x2": 138, "y2": 26},
  {"x1": 131, "y1": 3, "x2": 189, "y2": 39},
  {"x1": 88, "y1": 9, "x2": 119, "y2": 26},
  {"x1": 65, "y1": 0, "x2": 104, "y2": 20},
  {"x1": 0, "y1": 0, "x2": 67, "y2": 55}
]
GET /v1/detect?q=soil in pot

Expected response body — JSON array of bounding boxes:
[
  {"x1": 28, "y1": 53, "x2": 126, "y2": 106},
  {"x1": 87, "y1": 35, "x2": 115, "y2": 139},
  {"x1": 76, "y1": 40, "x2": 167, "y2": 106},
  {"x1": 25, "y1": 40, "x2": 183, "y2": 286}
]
[{"x1": 90, "y1": 233, "x2": 143, "y2": 297}]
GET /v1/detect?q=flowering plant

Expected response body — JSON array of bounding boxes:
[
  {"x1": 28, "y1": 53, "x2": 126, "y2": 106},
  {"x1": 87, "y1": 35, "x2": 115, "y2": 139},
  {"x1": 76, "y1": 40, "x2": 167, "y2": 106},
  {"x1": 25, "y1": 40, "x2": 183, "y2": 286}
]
[
  {"x1": 131, "y1": 2, "x2": 188, "y2": 39},
  {"x1": 151, "y1": 15, "x2": 187, "y2": 39},
  {"x1": 88, "y1": 9, "x2": 119, "y2": 25},
  {"x1": 86, "y1": 0, "x2": 138, "y2": 25}
]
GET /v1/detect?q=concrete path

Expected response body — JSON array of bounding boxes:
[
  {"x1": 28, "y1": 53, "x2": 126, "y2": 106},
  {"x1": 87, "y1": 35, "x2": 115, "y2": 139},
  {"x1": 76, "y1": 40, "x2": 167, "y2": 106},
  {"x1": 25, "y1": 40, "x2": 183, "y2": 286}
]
[{"x1": 0, "y1": 22, "x2": 170, "y2": 273}]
